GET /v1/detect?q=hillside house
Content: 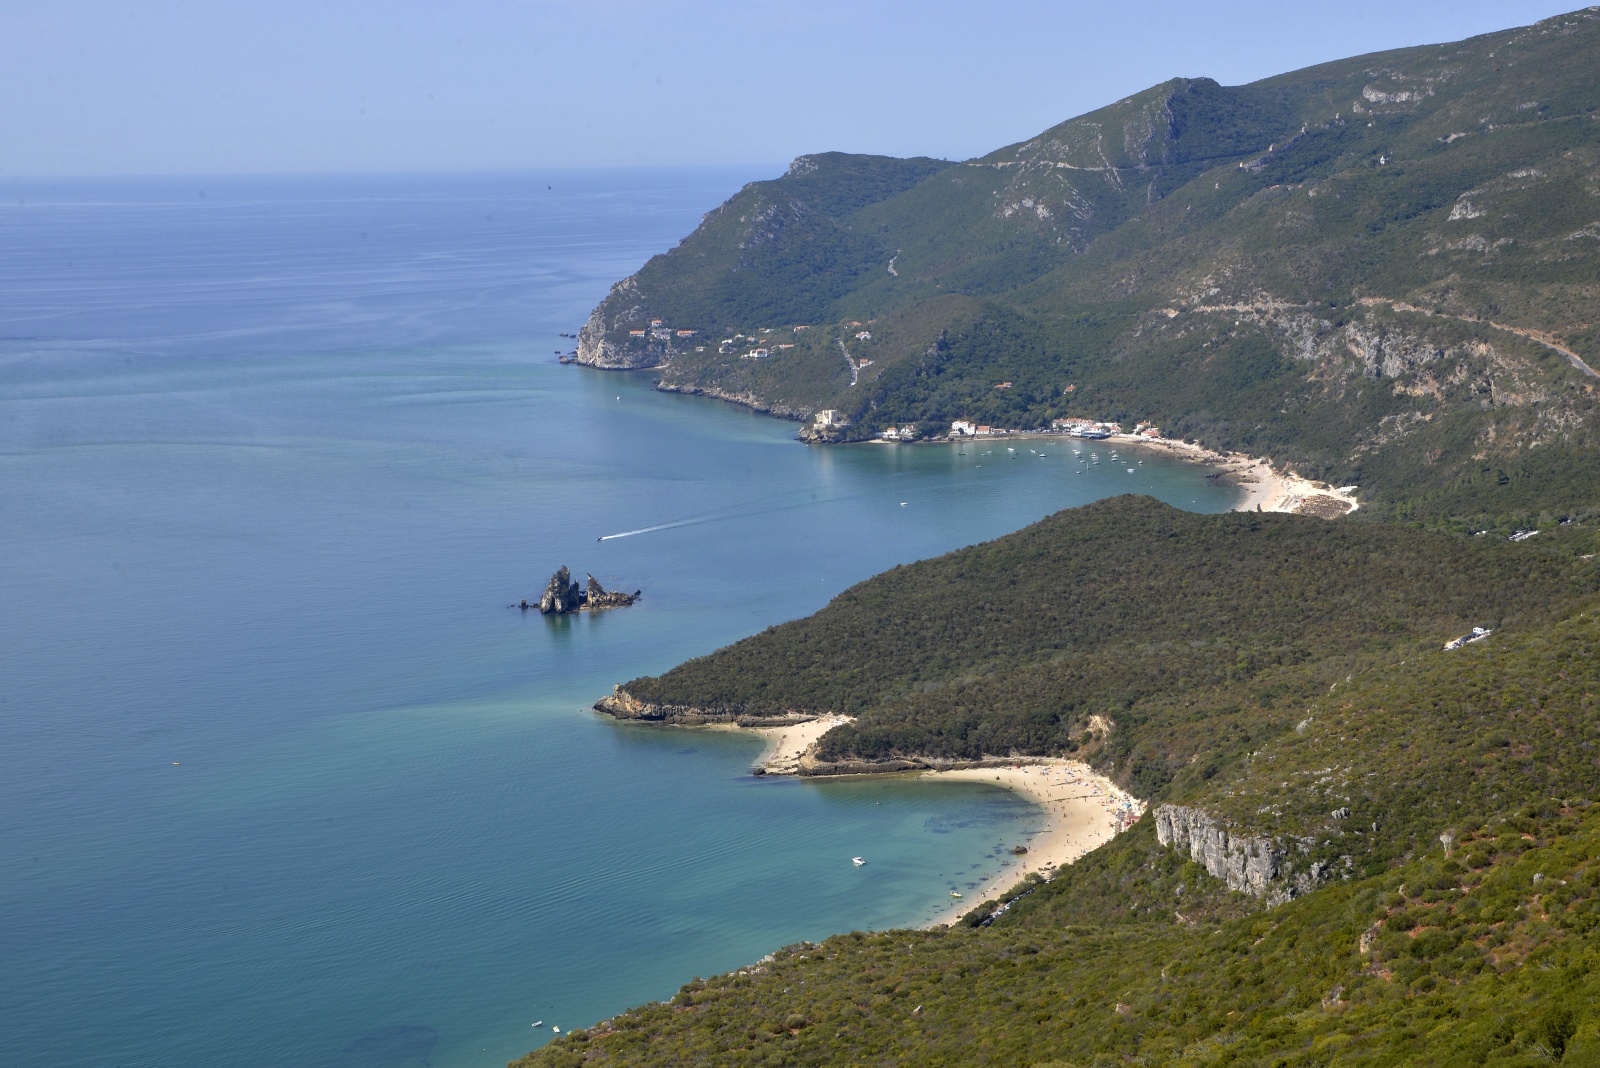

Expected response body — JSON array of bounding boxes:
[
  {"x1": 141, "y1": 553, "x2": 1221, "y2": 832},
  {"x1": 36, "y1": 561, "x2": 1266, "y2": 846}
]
[
  {"x1": 813, "y1": 410, "x2": 849, "y2": 429},
  {"x1": 951, "y1": 420, "x2": 977, "y2": 436},
  {"x1": 855, "y1": 331, "x2": 872, "y2": 340},
  {"x1": 628, "y1": 329, "x2": 646, "y2": 337}
]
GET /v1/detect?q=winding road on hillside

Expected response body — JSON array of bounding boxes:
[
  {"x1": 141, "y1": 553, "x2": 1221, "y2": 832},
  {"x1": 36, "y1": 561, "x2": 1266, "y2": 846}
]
[{"x1": 838, "y1": 337, "x2": 859, "y2": 387}]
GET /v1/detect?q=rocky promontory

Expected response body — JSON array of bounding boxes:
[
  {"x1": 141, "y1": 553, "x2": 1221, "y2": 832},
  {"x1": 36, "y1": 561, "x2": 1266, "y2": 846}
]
[{"x1": 594, "y1": 685, "x2": 817, "y2": 728}]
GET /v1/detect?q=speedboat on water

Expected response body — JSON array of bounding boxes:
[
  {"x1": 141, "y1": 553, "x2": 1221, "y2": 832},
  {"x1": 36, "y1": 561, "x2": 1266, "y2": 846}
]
[{"x1": 852, "y1": 856, "x2": 866, "y2": 866}]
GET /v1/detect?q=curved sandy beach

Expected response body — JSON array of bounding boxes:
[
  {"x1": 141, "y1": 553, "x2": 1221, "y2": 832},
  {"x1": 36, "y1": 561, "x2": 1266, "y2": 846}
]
[
  {"x1": 1103, "y1": 433, "x2": 1360, "y2": 518},
  {"x1": 919, "y1": 760, "x2": 1143, "y2": 927}
]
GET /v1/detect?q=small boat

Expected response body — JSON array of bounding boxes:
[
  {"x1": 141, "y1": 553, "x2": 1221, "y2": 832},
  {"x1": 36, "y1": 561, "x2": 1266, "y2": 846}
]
[
  {"x1": 552, "y1": 1026, "x2": 561, "y2": 1034},
  {"x1": 532, "y1": 1021, "x2": 543, "y2": 1028},
  {"x1": 853, "y1": 856, "x2": 866, "y2": 866},
  {"x1": 950, "y1": 891, "x2": 963, "y2": 899}
]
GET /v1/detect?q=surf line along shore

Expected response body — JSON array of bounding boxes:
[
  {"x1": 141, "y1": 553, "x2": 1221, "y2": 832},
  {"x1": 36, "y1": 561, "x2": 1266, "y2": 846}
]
[{"x1": 699, "y1": 715, "x2": 1143, "y2": 928}]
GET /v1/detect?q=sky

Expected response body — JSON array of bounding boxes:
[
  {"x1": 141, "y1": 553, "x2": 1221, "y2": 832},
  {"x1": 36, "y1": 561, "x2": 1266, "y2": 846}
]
[{"x1": 0, "y1": 0, "x2": 1586, "y2": 176}]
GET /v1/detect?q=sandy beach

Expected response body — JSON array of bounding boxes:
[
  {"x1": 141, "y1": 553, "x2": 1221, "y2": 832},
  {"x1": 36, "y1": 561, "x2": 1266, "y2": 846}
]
[
  {"x1": 932, "y1": 428, "x2": 1359, "y2": 518},
  {"x1": 706, "y1": 718, "x2": 1145, "y2": 925},
  {"x1": 705, "y1": 714, "x2": 855, "y2": 774},
  {"x1": 1101, "y1": 433, "x2": 1360, "y2": 518},
  {"x1": 918, "y1": 759, "x2": 1143, "y2": 926}
]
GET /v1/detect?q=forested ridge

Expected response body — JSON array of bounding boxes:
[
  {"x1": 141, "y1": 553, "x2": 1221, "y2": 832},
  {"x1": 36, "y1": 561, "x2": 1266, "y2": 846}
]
[{"x1": 622, "y1": 498, "x2": 1594, "y2": 786}]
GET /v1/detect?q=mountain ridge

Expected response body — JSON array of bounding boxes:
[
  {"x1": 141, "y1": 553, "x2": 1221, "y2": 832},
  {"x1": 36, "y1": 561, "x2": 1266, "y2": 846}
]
[{"x1": 575, "y1": 7, "x2": 1600, "y2": 530}]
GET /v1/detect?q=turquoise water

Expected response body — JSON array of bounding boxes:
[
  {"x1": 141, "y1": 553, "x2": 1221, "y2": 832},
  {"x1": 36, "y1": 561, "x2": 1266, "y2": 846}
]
[{"x1": 0, "y1": 172, "x2": 1240, "y2": 1068}]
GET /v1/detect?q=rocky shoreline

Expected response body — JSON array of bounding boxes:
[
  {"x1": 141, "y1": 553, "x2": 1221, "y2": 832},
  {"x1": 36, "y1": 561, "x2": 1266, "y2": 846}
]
[
  {"x1": 651, "y1": 380, "x2": 812, "y2": 421},
  {"x1": 594, "y1": 686, "x2": 814, "y2": 729}
]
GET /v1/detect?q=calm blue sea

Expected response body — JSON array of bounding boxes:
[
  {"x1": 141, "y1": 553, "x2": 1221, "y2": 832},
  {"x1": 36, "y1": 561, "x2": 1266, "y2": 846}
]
[{"x1": 0, "y1": 170, "x2": 1239, "y2": 1068}]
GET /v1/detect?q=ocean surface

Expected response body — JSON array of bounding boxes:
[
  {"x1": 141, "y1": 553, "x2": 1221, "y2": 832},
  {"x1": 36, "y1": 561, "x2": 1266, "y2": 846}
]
[{"x1": 0, "y1": 170, "x2": 1240, "y2": 1068}]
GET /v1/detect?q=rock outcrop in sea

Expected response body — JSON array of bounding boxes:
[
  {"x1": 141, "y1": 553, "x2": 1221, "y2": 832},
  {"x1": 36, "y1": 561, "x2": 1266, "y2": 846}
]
[
  {"x1": 584, "y1": 574, "x2": 639, "y2": 610},
  {"x1": 529, "y1": 568, "x2": 640, "y2": 614},
  {"x1": 538, "y1": 567, "x2": 584, "y2": 614}
]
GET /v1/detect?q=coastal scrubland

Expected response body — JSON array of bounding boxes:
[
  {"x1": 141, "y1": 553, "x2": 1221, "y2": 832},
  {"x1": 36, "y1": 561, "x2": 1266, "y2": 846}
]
[
  {"x1": 522, "y1": 504, "x2": 1600, "y2": 1066},
  {"x1": 524, "y1": 801, "x2": 1600, "y2": 1067},
  {"x1": 622, "y1": 497, "x2": 1596, "y2": 790}
]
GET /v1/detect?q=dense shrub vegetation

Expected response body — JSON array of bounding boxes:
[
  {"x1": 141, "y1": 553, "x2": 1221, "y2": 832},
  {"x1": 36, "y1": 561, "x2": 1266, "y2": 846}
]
[
  {"x1": 624, "y1": 498, "x2": 1596, "y2": 774},
  {"x1": 522, "y1": 804, "x2": 1600, "y2": 1067}
]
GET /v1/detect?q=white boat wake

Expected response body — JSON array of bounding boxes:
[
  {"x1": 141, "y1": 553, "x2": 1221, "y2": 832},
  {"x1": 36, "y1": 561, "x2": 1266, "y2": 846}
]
[{"x1": 598, "y1": 490, "x2": 874, "y2": 541}]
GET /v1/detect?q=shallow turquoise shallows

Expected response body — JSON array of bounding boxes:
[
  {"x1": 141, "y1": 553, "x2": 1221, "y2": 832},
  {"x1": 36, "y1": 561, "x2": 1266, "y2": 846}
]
[{"x1": 0, "y1": 171, "x2": 1239, "y2": 1068}]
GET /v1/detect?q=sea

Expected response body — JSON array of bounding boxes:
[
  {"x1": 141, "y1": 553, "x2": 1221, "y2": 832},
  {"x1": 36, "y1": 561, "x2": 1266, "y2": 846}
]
[{"x1": 0, "y1": 169, "x2": 1240, "y2": 1068}]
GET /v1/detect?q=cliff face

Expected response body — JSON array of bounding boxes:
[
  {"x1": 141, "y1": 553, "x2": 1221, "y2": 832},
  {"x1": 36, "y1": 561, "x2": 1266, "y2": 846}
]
[
  {"x1": 575, "y1": 280, "x2": 677, "y2": 370},
  {"x1": 1154, "y1": 803, "x2": 1332, "y2": 905}
]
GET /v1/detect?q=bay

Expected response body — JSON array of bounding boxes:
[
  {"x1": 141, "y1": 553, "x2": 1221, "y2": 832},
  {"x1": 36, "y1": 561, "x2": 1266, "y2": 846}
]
[{"x1": 0, "y1": 170, "x2": 1239, "y2": 1067}]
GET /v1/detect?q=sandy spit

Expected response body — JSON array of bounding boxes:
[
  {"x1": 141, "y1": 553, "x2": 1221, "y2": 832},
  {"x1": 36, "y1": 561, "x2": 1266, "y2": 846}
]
[{"x1": 702, "y1": 715, "x2": 855, "y2": 774}]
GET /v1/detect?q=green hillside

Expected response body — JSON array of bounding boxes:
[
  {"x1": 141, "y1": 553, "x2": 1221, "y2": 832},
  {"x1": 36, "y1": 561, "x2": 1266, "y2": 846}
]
[
  {"x1": 576, "y1": 8, "x2": 1600, "y2": 527},
  {"x1": 525, "y1": 800, "x2": 1600, "y2": 1067},
  {"x1": 617, "y1": 498, "x2": 1589, "y2": 779},
  {"x1": 522, "y1": 503, "x2": 1600, "y2": 1066},
  {"x1": 613, "y1": 495, "x2": 1600, "y2": 838},
  {"x1": 529, "y1": 10, "x2": 1600, "y2": 1066}
]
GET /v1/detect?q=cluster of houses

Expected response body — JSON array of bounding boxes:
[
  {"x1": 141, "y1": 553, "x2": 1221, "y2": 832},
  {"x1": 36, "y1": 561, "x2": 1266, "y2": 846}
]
[
  {"x1": 626, "y1": 319, "x2": 699, "y2": 346},
  {"x1": 944, "y1": 418, "x2": 1163, "y2": 440},
  {"x1": 713, "y1": 326, "x2": 807, "y2": 359},
  {"x1": 628, "y1": 319, "x2": 879, "y2": 362}
]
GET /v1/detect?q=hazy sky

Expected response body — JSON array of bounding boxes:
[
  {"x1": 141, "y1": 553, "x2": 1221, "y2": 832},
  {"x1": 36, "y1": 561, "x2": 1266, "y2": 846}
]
[{"x1": 1, "y1": 0, "x2": 1584, "y2": 176}]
